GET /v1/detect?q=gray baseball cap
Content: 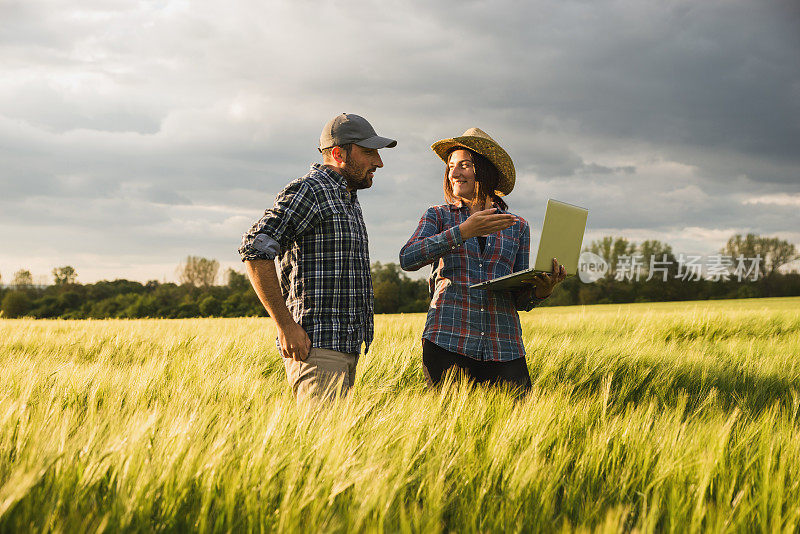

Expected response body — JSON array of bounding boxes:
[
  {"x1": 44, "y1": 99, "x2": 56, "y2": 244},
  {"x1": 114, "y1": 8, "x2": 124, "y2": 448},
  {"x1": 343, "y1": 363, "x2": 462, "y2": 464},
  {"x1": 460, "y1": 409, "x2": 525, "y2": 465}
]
[{"x1": 318, "y1": 113, "x2": 397, "y2": 152}]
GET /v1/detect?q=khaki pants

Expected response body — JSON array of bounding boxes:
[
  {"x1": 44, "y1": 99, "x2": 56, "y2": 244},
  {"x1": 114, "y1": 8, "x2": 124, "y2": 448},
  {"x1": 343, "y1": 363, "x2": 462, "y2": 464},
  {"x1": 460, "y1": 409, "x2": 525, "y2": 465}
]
[{"x1": 283, "y1": 347, "x2": 359, "y2": 404}]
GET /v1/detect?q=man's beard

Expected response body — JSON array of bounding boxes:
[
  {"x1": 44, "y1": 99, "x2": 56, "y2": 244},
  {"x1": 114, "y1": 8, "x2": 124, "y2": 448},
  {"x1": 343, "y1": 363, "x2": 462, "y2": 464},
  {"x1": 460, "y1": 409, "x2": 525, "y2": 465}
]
[{"x1": 341, "y1": 158, "x2": 375, "y2": 191}]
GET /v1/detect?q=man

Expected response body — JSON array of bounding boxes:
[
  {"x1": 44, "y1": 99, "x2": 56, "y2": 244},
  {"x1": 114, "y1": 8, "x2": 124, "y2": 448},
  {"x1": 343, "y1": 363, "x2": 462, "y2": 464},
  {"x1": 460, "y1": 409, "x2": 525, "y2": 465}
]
[{"x1": 239, "y1": 113, "x2": 396, "y2": 403}]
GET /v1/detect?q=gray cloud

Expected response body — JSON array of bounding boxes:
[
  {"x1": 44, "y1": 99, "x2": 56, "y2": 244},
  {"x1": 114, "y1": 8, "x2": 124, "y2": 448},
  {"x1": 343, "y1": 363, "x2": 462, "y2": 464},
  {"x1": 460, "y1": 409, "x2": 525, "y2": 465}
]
[{"x1": 1, "y1": 0, "x2": 798, "y2": 282}]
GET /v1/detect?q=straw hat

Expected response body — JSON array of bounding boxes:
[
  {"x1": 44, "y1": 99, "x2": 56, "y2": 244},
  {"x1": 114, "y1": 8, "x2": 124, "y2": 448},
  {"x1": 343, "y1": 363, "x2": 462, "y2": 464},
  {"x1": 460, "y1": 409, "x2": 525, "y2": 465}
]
[{"x1": 431, "y1": 127, "x2": 515, "y2": 195}]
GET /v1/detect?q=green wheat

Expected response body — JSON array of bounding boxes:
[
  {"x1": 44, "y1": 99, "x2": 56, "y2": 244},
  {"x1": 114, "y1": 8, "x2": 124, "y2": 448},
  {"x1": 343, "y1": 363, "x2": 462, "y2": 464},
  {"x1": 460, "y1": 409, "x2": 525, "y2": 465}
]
[{"x1": 1, "y1": 297, "x2": 799, "y2": 532}]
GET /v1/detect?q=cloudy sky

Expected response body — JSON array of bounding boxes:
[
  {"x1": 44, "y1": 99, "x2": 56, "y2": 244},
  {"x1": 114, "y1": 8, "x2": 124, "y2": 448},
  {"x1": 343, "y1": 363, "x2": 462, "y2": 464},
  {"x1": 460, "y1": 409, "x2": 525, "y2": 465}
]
[{"x1": 1, "y1": 0, "x2": 798, "y2": 284}]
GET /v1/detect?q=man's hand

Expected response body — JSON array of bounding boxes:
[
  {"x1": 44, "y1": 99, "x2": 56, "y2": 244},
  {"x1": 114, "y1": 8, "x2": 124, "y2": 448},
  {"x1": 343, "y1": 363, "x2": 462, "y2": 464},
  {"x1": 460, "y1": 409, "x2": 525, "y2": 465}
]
[
  {"x1": 459, "y1": 198, "x2": 516, "y2": 239},
  {"x1": 244, "y1": 259, "x2": 313, "y2": 361},
  {"x1": 532, "y1": 258, "x2": 567, "y2": 298},
  {"x1": 277, "y1": 320, "x2": 312, "y2": 361}
]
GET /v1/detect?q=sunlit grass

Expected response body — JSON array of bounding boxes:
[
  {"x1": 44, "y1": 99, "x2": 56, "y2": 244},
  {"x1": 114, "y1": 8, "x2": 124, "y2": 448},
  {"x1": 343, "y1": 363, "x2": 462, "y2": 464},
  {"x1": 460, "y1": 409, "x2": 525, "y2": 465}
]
[{"x1": 1, "y1": 297, "x2": 800, "y2": 532}]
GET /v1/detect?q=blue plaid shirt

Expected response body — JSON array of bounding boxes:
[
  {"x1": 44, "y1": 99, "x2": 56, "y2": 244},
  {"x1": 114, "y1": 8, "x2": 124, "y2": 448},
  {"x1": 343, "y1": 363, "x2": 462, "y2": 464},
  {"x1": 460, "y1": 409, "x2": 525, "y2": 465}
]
[
  {"x1": 399, "y1": 202, "x2": 545, "y2": 362},
  {"x1": 239, "y1": 164, "x2": 373, "y2": 355}
]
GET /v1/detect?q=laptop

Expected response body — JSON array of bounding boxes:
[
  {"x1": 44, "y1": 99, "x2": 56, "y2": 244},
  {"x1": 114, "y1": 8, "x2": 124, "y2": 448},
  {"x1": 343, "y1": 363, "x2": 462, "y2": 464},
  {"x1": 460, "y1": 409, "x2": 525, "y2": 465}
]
[{"x1": 469, "y1": 199, "x2": 588, "y2": 291}]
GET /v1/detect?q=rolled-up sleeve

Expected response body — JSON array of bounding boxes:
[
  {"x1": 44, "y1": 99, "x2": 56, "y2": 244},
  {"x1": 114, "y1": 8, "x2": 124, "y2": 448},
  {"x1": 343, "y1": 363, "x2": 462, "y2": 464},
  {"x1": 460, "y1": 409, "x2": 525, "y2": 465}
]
[
  {"x1": 239, "y1": 181, "x2": 319, "y2": 261},
  {"x1": 399, "y1": 207, "x2": 464, "y2": 271}
]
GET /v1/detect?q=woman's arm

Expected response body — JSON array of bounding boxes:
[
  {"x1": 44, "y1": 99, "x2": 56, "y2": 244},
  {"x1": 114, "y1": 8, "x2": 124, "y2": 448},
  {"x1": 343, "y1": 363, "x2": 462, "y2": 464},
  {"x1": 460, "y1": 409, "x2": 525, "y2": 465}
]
[
  {"x1": 400, "y1": 204, "x2": 517, "y2": 271},
  {"x1": 399, "y1": 207, "x2": 463, "y2": 271}
]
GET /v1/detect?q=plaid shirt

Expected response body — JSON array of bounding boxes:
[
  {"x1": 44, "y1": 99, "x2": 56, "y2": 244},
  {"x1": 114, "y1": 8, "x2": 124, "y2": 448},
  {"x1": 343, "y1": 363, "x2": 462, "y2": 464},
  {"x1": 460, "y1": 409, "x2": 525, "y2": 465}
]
[
  {"x1": 239, "y1": 164, "x2": 373, "y2": 355},
  {"x1": 399, "y1": 202, "x2": 545, "y2": 362}
]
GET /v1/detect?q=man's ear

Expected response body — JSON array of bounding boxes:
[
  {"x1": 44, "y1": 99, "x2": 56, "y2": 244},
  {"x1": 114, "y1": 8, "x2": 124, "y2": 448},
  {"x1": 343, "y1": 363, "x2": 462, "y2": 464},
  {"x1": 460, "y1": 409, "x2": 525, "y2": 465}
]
[{"x1": 330, "y1": 146, "x2": 346, "y2": 165}]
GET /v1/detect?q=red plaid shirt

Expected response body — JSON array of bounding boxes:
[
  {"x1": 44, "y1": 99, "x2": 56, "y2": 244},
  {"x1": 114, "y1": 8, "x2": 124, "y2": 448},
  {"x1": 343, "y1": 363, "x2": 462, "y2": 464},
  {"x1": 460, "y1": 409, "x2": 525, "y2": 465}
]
[{"x1": 399, "y1": 202, "x2": 545, "y2": 362}]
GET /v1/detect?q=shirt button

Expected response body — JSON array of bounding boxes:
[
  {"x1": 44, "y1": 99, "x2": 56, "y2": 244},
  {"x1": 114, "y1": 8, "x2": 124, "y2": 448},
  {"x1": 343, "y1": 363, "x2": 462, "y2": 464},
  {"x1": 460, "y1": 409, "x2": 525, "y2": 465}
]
[
  {"x1": 480, "y1": 308, "x2": 484, "y2": 311},
  {"x1": 481, "y1": 332, "x2": 485, "y2": 336},
  {"x1": 479, "y1": 264, "x2": 483, "y2": 268}
]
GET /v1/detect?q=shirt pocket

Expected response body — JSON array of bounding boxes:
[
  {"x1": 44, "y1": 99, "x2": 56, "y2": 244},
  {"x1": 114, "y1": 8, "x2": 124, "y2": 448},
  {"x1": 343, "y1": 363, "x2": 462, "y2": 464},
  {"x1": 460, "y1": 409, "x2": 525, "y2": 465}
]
[
  {"x1": 493, "y1": 229, "x2": 519, "y2": 271},
  {"x1": 318, "y1": 195, "x2": 349, "y2": 219},
  {"x1": 323, "y1": 201, "x2": 366, "y2": 256}
]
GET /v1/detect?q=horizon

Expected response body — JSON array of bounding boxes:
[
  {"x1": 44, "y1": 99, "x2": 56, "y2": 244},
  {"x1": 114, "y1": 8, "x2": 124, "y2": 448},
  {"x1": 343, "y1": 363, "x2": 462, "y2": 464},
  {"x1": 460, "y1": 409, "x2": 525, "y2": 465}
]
[{"x1": 4, "y1": 231, "x2": 798, "y2": 287}]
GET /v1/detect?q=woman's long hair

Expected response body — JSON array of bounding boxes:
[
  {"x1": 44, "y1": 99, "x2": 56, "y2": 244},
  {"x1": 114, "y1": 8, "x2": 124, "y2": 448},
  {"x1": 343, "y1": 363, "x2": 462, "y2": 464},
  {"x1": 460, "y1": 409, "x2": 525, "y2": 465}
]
[{"x1": 443, "y1": 147, "x2": 508, "y2": 211}]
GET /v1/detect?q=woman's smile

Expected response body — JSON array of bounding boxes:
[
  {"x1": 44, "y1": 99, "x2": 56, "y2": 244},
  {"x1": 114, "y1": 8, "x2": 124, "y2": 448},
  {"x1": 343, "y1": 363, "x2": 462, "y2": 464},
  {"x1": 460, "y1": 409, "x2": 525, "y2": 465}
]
[{"x1": 448, "y1": 149, "x2": 477, "y2": 199}]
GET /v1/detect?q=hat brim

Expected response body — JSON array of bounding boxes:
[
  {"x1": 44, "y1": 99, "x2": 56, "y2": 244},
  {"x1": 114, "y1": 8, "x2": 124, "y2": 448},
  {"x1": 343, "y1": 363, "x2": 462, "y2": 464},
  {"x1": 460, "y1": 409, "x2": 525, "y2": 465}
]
[
  {"x1": 355, "y1": 135, "x2": 397, "y2": 149},
  {"x1": 431, "y1": 136, "x2": 515, "y2": 195}
]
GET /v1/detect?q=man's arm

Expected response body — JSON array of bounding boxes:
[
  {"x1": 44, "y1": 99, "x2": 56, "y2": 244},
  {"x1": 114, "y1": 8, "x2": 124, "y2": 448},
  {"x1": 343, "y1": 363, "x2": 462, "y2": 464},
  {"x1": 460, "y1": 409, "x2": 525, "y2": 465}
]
[{"x1": 245, "y1": 259, "x2": 311, "y2": 361}]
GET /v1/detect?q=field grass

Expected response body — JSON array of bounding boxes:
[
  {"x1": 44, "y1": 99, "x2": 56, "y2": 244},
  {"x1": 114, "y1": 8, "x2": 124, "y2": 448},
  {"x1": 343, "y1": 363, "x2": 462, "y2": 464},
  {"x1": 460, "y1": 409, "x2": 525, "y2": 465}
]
[{"x1": 2, "y1": 297, "x2": 800, "y2": 532}]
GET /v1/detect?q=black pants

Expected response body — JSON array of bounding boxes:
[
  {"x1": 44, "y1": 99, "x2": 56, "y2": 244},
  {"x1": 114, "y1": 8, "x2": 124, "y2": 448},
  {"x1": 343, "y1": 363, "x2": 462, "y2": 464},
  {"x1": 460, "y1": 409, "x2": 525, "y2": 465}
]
[{"x1": 422, "y1": 339, "x2": 531, "y2": 392}]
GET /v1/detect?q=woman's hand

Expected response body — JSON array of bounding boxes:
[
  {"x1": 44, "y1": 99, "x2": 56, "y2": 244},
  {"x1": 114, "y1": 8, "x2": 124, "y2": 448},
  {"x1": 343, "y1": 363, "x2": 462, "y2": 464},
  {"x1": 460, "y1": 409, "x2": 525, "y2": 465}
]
[
  {"x1": 459, "y1": 198, "x2": 516, "y2": 239},
  {"x1": 532, "y1": 258, "x2": 567, "y2": 298}
]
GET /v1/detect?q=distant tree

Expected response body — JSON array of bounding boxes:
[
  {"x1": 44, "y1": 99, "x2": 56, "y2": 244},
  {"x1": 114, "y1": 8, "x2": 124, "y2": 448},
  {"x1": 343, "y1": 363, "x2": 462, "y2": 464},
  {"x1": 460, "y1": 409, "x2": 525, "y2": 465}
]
[
  {"x1": 578, "y1": 285, "x2": 601, "y2": 305},
  {"x1": 638, "y1": 240, "x2": 676, "y2": 278},
  {"x1": 52, "y1": 266, "x2": 78, "y2": 285},
  {"x1": 125, "y1": 294, "x2": 157, "y2": 318},
  {"x1": 1, "y1": 291, "x2": 31, "y2": 318},
  {"x1": 199, "y1": 295, "x2": 221, "y2": 317},
  {"x1": 371, "y1": 262, "x2": 430, "y2": 313},
  {"x1": 177, "y1": 256, "x2": 219, "y2": 287},
  {"x1": 639, "y1": 240, "x2": 673, "y2": 261},
  {"x1": 175, "y1": 301, "x2": 201, "y2": 318},
  {"x1": 374, "y1": 278, "x2": 400, "y2": 314},
  {"x1": 587, "y1": 236, "x2": 614, "y2": 261},
  {"x1": 59, "y1": 290, "x2": 82, "y2": 310},
  {"x1": 587, "y1": 237, "x2": 636, "y2": 276},
  {"x1": 723, "y1": 233, "x2": 759, "y2": 260},
  {"x1": 722, "y1": 234, "x2": 798, "y2": 276},
  {"x1": 226, "y1": 268, "x2": 250, "y2": 291},
  {"x1": 762, "y1": 237, "x2": 797, "y2": 275},
  {"x1": 221, "y1": 291, "x2": 266, "y2": 317},
  {"x1": 372, "y1": 262, "x2": 400, "y2": 313},
  {"x1": 11, "y1": 269, "x2": 33, "y2": 288},
  {"x1": 397, "y1": 277, "x2": 429, "y2": 313},
  {"x1": 612, "y1": 238, "x2": 636, "y2": 271},
  {"x1": 723, "y1": 234, "x2": 769, "y2": 277}
]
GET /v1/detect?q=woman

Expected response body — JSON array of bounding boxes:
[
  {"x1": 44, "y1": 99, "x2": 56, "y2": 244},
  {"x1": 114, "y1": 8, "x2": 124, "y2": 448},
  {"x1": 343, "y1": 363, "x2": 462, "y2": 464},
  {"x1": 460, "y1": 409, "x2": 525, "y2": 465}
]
[{"x1": 399, "y1": 128, "x2": 566, "y2": 390}]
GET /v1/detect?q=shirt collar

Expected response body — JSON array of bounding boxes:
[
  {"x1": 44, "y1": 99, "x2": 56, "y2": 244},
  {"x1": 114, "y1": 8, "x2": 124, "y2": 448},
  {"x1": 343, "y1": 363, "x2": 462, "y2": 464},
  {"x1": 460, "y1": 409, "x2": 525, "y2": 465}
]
[
  {"x1": 448, "y1": 199, "x2": 503, "y2": 213},
  {"x1": 311, "y1": 163, "x2": 358, "y2": 200},
  {"x1": 311, "y1": 163, "x2": 349, "y2": 191}
]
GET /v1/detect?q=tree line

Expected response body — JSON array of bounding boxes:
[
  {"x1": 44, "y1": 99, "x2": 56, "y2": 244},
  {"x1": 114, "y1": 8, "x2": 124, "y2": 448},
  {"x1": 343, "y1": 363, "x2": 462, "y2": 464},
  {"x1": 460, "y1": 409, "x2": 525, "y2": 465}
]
[
  {"x1": 1, "y1": 234, "x2": 798, "y2": 319},
  {"x1": 549, "y1": 233, "x2": 800, "y2": 306},
  {"x1": 0, "y1": 258, "x2": 429, "y2": 319},
  {"x1": 0, "y1": 257, "x2": 260, "y2": 319}
]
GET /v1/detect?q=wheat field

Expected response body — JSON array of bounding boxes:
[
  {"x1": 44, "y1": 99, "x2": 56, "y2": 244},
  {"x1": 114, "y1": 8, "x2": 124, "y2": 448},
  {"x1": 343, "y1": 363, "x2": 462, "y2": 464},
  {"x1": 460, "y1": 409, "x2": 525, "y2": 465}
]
[{"x1": 2, "y1": 297, "x2": 800, "y2": 532}]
